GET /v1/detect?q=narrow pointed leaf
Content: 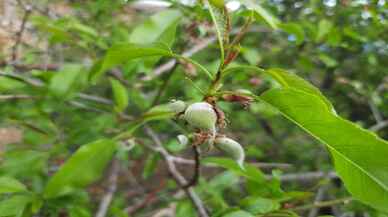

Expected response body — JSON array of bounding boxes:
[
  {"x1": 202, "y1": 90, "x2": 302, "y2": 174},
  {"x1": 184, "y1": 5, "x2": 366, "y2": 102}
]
[
  {"x1": 110, "y1": 78, "x2": 129, "y2": 113},
  {"x1": 0, "y1": 177, "x2": 27, "y2": 194},
  {"x1": 266, "y1": 68, "x2": 334, "y2": 112},
  {"x1": 241, "y1": 0, "x2": 279, "y2": 29},
  {"x1": 259, "y1": 71, "x2": 388, "y2": 212},
  {"x1": 129, "y1": 9, "x2": 181, "y2": 46},
  {"x1": 206, "y1": 0, "x2": 229, "y2": 63},
  {"x1": 44, "y1": 139, "x2": 117, "y2": 198},
  {"x1": 0, "y1": 195, "x2": 31, "y2": 217},
  {"x1": 89, "y1": 43, "x2": 172, "y2": 82}
]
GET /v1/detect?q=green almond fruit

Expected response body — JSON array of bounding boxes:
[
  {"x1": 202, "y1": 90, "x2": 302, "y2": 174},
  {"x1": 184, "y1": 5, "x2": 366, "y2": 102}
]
[{"x1": 215, "y1": 136, "x2": 245, "y2": 169}]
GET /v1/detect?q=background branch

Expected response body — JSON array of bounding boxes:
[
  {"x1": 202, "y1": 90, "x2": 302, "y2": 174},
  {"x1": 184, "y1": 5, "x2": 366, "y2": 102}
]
[
  {"x1": 95, "y1": 159, "x2": 120, "y2": 217},
  {"x1": 144, "y1": 126, "x2": 209, "y2": 217}
]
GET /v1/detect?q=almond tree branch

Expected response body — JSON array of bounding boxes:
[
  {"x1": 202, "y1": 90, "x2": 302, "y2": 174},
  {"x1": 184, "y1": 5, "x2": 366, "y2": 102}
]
[
  {"x1": 183, "y1": 145, "x2": 201, "y2": 188},
  {"x1": 143, "y1": 37, "x2": 217, "y2": 81},
  {"x1": 95, "y1": 159, "x2": 120, "y2": 217},
  {"x1": 369, "y1": 120, "x2": 388, "y2": 132},
  {"x1": 11, "y1": 1, "x2": 32, "y2": 62},
  {"x1": 292, "y1": 197, "x2": 353, "y2": 211},
  {"x1": 265, "y1": 171, "x2": 338, "y2": 182},
  {"x1": 308, "y1": 184, "x2": 330, "y2": 217},
  {"x1": 0, "y1": 94, "x2": 34, "y2": 100},
  {"x1": 144, "y1": 126, "x2": 209, "y2": 217}
]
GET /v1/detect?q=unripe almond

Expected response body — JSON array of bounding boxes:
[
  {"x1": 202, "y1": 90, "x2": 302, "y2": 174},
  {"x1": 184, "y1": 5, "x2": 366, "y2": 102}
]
[
  {"x1": 177, "y1": 134, "x2": 189, "y2": 146},
  {"x1": 168, "y1": 100, "x2": 186, "y2": 114},
  {"x1": 184, "y1": 102, "x2": 217, "y2": 146},
  {"x1": 184, "y1": 102, "x2": 217, "y2": 131},
  {"x1": 148, "y1": 100, "x2": 186, "y2": 115},
  {"x1": 214, "y1": 136, "x2": 245, "y2": 169}
]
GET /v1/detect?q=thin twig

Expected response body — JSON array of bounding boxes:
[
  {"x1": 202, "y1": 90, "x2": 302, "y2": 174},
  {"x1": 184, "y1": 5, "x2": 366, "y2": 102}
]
[
  {"x1": 183, "y1": 145, "x2": 201, "y2": 188},
  {"x1": 0, "y1": 71, "x2": 44, "y2": 87},
  {"x1": 108, "y1": 69, "x2": 129, "y2": 86},
  {"x1": 0, "y1": 94, "x2": 34, "y2": 100},
  {"x1": 292, "y1": 197, "x2": 353, "y2": 211},
  {"x1": 11, "y1": 1, "x2": 32, "y2": 62},
  {"x1": 151, "y1": 63, "x2": 178, "y2": 106},
  {"x1": 143, "y1": 37, "x2": 217, "y2": 81},
  {"x1": 229, "y1": 17, "x2": 253, "y2": 49},
  {"x1": 171, "y1": 156, "x2": 292, "y2": 169},
  {"x1": 95, "y1": 159, "x2": 120, "y2": 217},
  {"x1": 0, "y1": 61, "x2": 59, "y2": 71},
  {"x1": 125, "y1": 193, "x2": 158, "y2": 215},
  {"x1": 78, "y1": 93, "x2": 113, "y2": 105},
  {"x1": 265, "y1": 171, "x2": 338, "y2": 182},
  {"x1": 369, "y1": 120, "x2": 388, "y2": 132},
  {"x1": 67, "y1": 101, "x2": 107, "y2": 113},
  {"x1": 308, "y1": 184, "x2": 329, "y2": 217},
  {"x1": 368, "y1": 100, "x2": 383, "y2": 123},
  {"x1": 144, "y1": 126, "x2": 209, "y2": 217}
]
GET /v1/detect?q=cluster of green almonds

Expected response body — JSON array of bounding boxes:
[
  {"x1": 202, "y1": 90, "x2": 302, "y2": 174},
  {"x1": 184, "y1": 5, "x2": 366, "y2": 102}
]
[{"x1": 168, "y1": 100, "x2": 245, "y2": 169}]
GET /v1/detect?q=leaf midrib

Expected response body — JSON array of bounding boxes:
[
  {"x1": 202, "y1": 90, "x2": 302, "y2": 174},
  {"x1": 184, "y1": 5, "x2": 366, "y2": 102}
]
[{"x1": 258, "y1": 90, "x2": 388, "y2": 192}]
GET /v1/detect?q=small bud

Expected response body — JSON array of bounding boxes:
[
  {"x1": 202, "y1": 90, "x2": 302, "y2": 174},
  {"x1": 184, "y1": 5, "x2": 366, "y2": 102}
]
[
  {"x1": 214, "y1": 136, "x2": 245, "y2": 169},
  {"x1": 222, "y1": 89, "x2": 254, "y2": 107},
  {"x1": 177, "y1": 134, "x2": 189, "y2": 146},
  {"x1": 147, "y1": 100, "x2": 186, "y2": 115},
  {"x1": 168, "y1": 100, "x2": 186, "y2": 114}
]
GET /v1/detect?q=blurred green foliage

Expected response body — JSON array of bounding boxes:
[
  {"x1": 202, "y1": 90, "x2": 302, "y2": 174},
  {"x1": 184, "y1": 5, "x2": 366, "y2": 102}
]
[{"x1": 0, "y1": 0, "x2": 387, "y2": 217}]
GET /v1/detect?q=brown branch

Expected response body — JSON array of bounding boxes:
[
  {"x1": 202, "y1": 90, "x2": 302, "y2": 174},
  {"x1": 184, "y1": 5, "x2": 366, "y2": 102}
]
[
  {"x1": 11, "y1": 2, "x2": 32, "y2": 62},
  {"x1": 151, "y1": 63, "x2": 179, "y2": 106},
  {"x1": 292, "y1": 197, "x2": 353, "y2": 211},
  {"x1": 171, "y1": 156, "x2": 292, "y2": 169},
  {"x1": 308, "y1": 184, "x2": 330, "y2": 217},
  {"x1": 265, "y1": 171, "x2": 338, "y2": 182},
  {"x1": 95, "y1": 159, "x2": 120, "y2": 217},
  {"x1": 368, "y1": 100, "x2": 383, "y2": 124},
  {"x1": 0, "y1": 61, "x2": 60, "y2": 71},
  {"x1": 143, "y1": 37, "x2": 217, "y2": 81},
  {"x1": 0, "y1": 94, "x2": 34, "y2": 100},
  {"x1": 78, "y1": 93, "x2": 112, "y2": 105},
  {"x1": 183, "y1": 145, "x2": 201, "y2": 188},
  {"x1": 144, "y1": 126, "x2": 209, "y2": 217},
  {"x1": 369, "y1": 120, "x2": 388, "y2": 132},
  {"x1": 125, "y1": 192, "x2": 158, "y2": 215}
]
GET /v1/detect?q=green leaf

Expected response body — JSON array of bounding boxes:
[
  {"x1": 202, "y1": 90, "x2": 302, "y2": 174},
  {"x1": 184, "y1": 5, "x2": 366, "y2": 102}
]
[
  {"x1": 315, "y1": 19, "x2": 332, "y2": 42},
  {"x1": 113, "y1": 102, "x2": 180, "y2": 140},
  {"x1": 240, "y1": 196, "x2": 280, "y2": 214},
  {"x1": 222, "y1": 210, "x2": 255, "y2": 217},
  {"x1": 110, "y1": 78, "x2": 129, "y2": 113},
  {"x1": 0, "y1": 77, "x2": 26, "y2": 91},
  {"x1": 44, "y1": 139, "x2": 117, "y2": 198},
  {"x1": 265, "y1": 68, "x2": 334, "y2": 112},
  {"x1": 279, "y1": 23, "x2": 305, "y2": 45},
  {"x1": 206, "y1": 0, "x2": 229, "y2": 63},
  {"x1": 203, "y1": 157, "x2": 265, "y2": 183},
  {"x1": 89, "y1": 43, "x2": 172, "y2": 82},
  {"x1": 0, "y1": 150, "x2": 49, "y2": 178},
  {"x1": 142, "y1": 153, "x2": 160, "y2": 179},
  {"x1": 49, "y1": 64, "x2": 86, "y2": 99},
  {"x1": 209, "y1": 0, "x2": 225, "y2": 8},
  {"x1": 241, "y1": 0, "x2": 279, "y2": 29},
  {"x1": 319, "y1": 53, "x2": 338, "y2": 68},
  {"x1": 0, "y1": 195, "x2": 31, "y2": 217},
  {"x1": 129, "y1": 9, "x2": 181, "y2": 46},
  {"x1": 0, "y1": 177, "x2": 27, "y2": 194},
  {"x1": 259, "y1": 73, "x2": 388, "y2": 212}
]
